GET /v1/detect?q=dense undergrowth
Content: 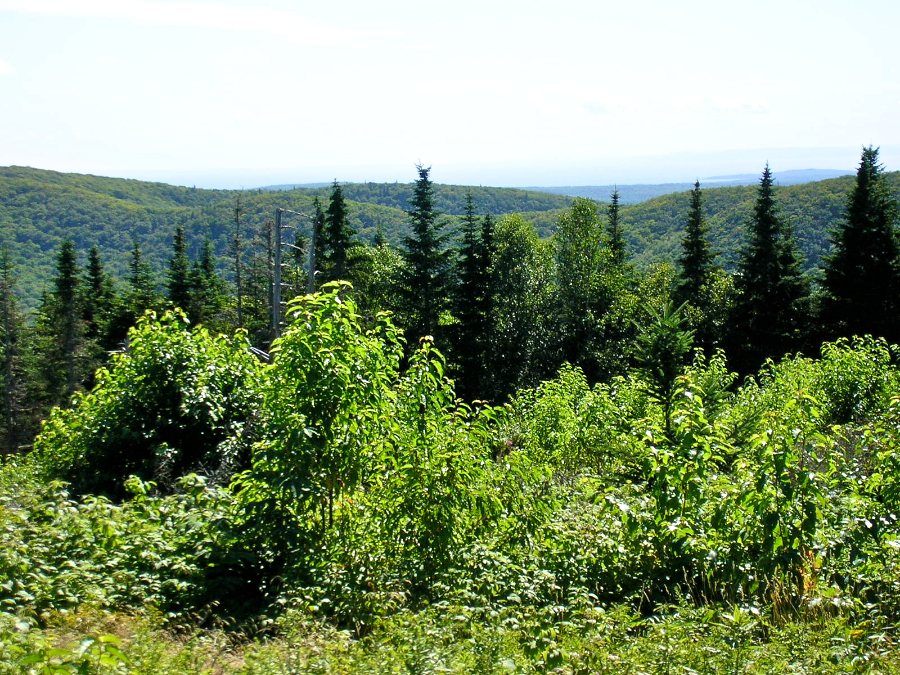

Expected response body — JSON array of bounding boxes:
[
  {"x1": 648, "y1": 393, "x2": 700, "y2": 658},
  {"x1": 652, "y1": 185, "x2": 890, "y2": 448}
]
[{"x1": 4, "y1": 283, "x2": 900, "y2": 672}]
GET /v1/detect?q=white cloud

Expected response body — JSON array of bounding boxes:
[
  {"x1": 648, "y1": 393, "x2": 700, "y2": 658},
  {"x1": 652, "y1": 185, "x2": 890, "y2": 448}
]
[
  {"x1": 0, "y1": 59, "x2": 13, "y2": 73},
  {"x1": 0, "y1": 0, "x2": 393, "y2": 47}
]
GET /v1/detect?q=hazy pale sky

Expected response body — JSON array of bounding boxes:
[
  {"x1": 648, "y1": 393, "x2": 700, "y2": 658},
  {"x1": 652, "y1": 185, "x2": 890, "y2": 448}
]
[{"x1": 1, "y1": 0, "x2": 898, "y2": 186}]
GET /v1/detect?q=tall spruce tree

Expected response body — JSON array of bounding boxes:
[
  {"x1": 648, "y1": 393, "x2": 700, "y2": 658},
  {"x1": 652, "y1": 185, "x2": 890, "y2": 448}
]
[
  {"x1": 82, "y1": 246, "x2": 115, "y2": 343},
  {"x1": 33, "y1": 240, "x2": 85, "y2": 405},
  {"x1": 323, "y1": 180, "x2": 355, "y2": 283},
  {"x1": 166, "y1": 225, "x2": 193, "y2": 314},
  {"x1": 106, "y1": 241, "x2": 161, "y2": 347},
  {"x1": 233, "y1": 193, "x2": 245, "y2": 329},
  {"x1": 676, "y1": 181, "x2": 720, "y2": 353},
  {"x1": 242, "y1": 219, "x2": 276, "y2": 345},
  {"x1": 732, "y1": 165, "x2": 807, "y2": 372},
  {"x1": 0, "y1": 250, "x2": 29, "y2": 453},
  {"x1": 676, "y1": 181, "x2": 716, "y2": 305},
  {"x1": 79, "y1": 246, "x2": 116, "y2": 384},
  {"x1": 126, "y1": 241, "x2": 160, "y2": 317},
  {"x1": 310, "y1": 197, "x2": 327, "y2": 290},
  {"x1": 607, "y1": 188, "x2": 626, "y2": 266},
  {"x1": 478, "y1": 211, "x2": 496, "y2": 364},
  {"x1": 820, "y1": 146, "x2": 900, "y2": 342},
  {"x1": 453, "y1": 192, "x2": 488, "y2": 398},
  {"x1": 399, "y1": 164, "x2": 452, "y2": 342},
  {"x1": 191, "y1": 238, "x2": 228, "y2": 327}
]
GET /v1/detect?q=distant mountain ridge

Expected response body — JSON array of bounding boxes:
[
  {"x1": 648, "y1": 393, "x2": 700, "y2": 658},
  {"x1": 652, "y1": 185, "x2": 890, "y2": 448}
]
[
  {"x1": 703, "y1": 169, "x2": 854, "y2": 184},
  {"x1": 526, "y1": 169, "x2": 855, "y2": 204}
]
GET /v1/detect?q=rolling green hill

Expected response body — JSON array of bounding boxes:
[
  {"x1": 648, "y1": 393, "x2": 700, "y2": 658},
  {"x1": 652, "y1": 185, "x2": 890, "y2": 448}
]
[
  {"x1": 0, "y1": 167, "x2": 572, "y2": 312},
  {"x1": 621, "y1": 172, "x2": 900, "y2": 274},
  {"x1": 2, "y1": 166, "x2": 898, "y2": 313}
]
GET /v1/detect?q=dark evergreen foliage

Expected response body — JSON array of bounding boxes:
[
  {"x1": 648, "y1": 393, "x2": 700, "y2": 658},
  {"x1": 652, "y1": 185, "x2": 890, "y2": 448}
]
[
  {"x1": 732, "y1": 165, "x2": 808, "y2": 372},
  {"x1": 323, "y1": 181, "x2": 356, "y2": 283},
  {"x1": 452, "y1": 193, "x2": 491, "y2": 399},
  {"x1": 0, "y1": 250, "x2": 31, "y2": 453},
  {"x1": 81, "y1": 246, "x2": 115, "y2": 345},
  {"x1": 191, "y1": 238, "x2": 228, "y2": 328},
  {"x1": 676, "y1": 181, "x2": 716, "y2": 305},
  {"x1": 311, "y1": 197, "x2": 327, "y2": 289},
  {"x1": 399, "y1": 165, "x2": 453, "y2": 342},
  {"x1": 32, "y1": 240, "x2": 87, "y2": 407},
  {"x1": 608, "y1": 189, "x2": 626, "y2": 266},
  {"x1": 820, "y1": 146, "x2": 900, "y2": 343},
  {"x1": 166, "y1": 226, "x2": 193, "y2": 315},
  {"x1": 105, "y1": 242, "x2": 162, "y2": 348}
]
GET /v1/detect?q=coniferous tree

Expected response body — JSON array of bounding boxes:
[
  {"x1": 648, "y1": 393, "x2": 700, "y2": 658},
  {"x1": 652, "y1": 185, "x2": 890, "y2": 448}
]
[
  {"x1": 79, "y1": 246, "x2": 116, "y2": 384},
  {"x1": 478, "y1": 211, "x2": 496, "y2": 361},
  {"x1": 820, "y1": 146, "x2": 900, "y2": 343},
  {"x1": 310, "y1": 197, "x2": 327, "y2": 290},
  {"x1": 191, "y1": 238, "x2": 228, "y2": 327},
  {"x1": 166, "y1": 225, "x2": 193, "y2": 314},
  {"x1": 106, "y1": 241, "x2": 161, "y2": 347},
  {"x1": 399, "y1": 164, "x2": 453, "y2": 342},
  {"x1": 676, "y1": 181, "x2": 716, "y2": 306},
  {"x1": 323, "y1": 180, "x2": 356, "y2": 283},
  {"x1": 82, "y1": 246, "x2": 115, "y2": 345},
  {"x1": 0, "y1": 250, "x2": 30, "y2": 453},
  {"x1": 675, "y1": 181, "x2": 721, "y2": 352},
  {"x1": 126, "y1": 241, "x2": 160, "y2": 317},
  {"x1": 453, "y1": 192, "x2": 488, "y2": 398},
  {"x1": 244, "y1": 219, "x2": 275, "y2": 345},
  {"x1": 33, "y1": 240, "x2": 86, "y2": 406},
  {"x1": 732, "y1": 165, "x2": 807, "y2": 372},
  {"x1": 607, "y1": 188, "x2": 626, "y2": 266},
  {"x1": 233, "y1": 193, "x2": 245, "y2": 329}
]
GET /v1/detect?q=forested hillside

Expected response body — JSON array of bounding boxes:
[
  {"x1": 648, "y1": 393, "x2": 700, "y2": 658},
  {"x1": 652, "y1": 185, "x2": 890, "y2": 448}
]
[
  {"x1": 272, "y1": 181, "x2": 575, "y2": 214},
  {"x1": 3, "y1": 165, "x2": 897, "y2": 312},
  {"x1": 623, "y1": 172, "x2": 900, "y2": 272},
  {"x1": 4, "y1": 150, "x2": 900, "y2": 671},
  {"x1": 0, "y1": 167, "x2": 572, "y2": 311}
]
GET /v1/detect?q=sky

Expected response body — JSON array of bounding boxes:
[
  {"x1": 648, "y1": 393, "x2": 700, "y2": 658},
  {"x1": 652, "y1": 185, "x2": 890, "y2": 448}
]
[{"x1": 1, "y1": 0, "x2": 898, "y2": 188}]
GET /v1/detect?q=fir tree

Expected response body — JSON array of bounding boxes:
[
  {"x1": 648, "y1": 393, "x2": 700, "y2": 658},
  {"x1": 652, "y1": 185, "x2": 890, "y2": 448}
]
[
  {"x1": 82, "y1": 246, "x2": 115, "y2": 344},
  {"x1": 676, "y1": 182, "x2": 720, "y2": 353},
  {"x1": 399, "y1": 164, "x2": 453, "y2": 342},
  {"x1": 732, "y1": 165, "x2": 807, "y2": 372},
  {"x1": 244, "y1": 219, "x2": 275, "y2": 345},
  {"x1": 310, "y1": 197, "x2": 327, "y2": 290},
  {"x1": 166, "y1": 225, "x2": 193, "y2": 314},
  {"x1": 453, "y1": 192, "x2": 488, "y2": 398},
  {"x1": 106, "y1": 241, "x2": 161, "y2": 347},
  {"x1": 126, "y1": 241, "x2": 160, "y2": 317},
  {"x1": 607, "y1": 188, "x2": 626, "y2": 266},
  {"x1": 820, "y1": 146, "x2": 900, "y2": 342},
  {"x1": 0, "y1": 250, "x2": 29, "y2": 453},
  {"x1": 478, "y1": 211, "x2": 496, "y2": 352},
  {"x1": 33, "y1": 240, "x2": 85, "y2": 405},
  {"x1": 233, "y1": 193, "x2": 245, "y2": 329},
  {"x1": 191, "y1": 238, "x2": 227, "y2": 327},
  {"x1": 676, "y1": 181, "x2": 716, "y2": 305},
  {"x1": 79, "y1": 246, "x2": 116, "y2": 384},
  {"x1": 323, "y1": 180, "x2": 356, "y2": 283}
]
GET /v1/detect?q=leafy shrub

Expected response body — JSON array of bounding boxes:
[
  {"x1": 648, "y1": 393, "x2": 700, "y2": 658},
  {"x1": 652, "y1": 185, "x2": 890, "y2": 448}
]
[
  {"x1": 506, "y1": 364, "x2": 649, "y2": 479},
  {"x1": 33, "y1": 310, "x2": 262, "y2": 497},
  {"x1": 0, "y1": 464, "x2": 243, "y2": 622},
  {"x1": 234, "y1": 282, "x2": 403, "y2": 566}
]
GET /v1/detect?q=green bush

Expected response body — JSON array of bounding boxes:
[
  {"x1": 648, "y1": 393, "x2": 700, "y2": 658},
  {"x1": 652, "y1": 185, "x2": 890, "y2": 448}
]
[{"x1": 33, "y1": 310, "x2": 262, "y2": 497}]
